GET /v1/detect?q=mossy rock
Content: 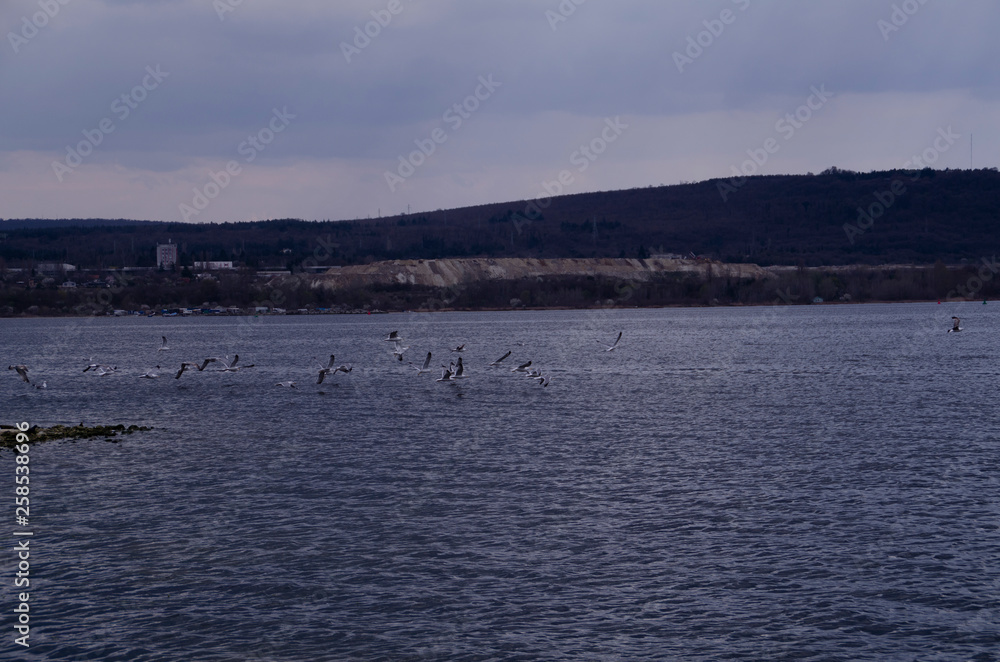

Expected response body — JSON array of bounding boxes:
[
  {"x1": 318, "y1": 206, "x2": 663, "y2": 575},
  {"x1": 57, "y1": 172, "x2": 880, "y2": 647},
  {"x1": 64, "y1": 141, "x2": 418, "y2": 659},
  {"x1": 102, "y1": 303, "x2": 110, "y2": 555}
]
[{"x1": 0, "y1": 424, "x2": 153, "y2": 448}]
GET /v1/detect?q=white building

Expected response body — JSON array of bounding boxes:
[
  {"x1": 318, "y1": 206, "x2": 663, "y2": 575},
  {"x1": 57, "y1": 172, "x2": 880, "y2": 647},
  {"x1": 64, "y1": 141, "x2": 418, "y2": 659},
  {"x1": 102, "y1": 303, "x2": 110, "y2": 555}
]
[
  {"x1": 36, "y1": 263, "x2": 77, "y2": 273},
  {"x1": 193, "y1": 261, "x2": 234, "y2": 270},
  {"x1": 157, "y1": 241, "x2": 178, "y2": 268}
]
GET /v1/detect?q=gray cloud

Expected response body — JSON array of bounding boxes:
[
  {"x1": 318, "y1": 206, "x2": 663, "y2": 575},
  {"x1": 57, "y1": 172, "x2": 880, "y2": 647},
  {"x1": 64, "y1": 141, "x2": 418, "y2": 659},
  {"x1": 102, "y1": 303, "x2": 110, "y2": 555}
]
[{"x1": 1, "y1": 0, "x2": 997, "y2": 221}]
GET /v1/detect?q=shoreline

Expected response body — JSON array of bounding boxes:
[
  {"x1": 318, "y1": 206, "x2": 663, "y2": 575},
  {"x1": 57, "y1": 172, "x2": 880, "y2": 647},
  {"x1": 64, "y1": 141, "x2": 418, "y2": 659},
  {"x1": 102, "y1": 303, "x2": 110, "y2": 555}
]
[
  {"x1": 0, "y1": 297, "x2": 991, "y2": 320},
  {"x1": 5, "y1": 259, "x2": 997, "y2": 318}
]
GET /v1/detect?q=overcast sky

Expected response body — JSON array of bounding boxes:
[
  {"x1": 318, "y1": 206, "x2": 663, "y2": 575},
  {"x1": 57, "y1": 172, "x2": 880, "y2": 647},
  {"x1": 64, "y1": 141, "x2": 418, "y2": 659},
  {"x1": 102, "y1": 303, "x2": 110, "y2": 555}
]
[{"x1": 1, "y1": 0, "x2": 997, "y2": 223}]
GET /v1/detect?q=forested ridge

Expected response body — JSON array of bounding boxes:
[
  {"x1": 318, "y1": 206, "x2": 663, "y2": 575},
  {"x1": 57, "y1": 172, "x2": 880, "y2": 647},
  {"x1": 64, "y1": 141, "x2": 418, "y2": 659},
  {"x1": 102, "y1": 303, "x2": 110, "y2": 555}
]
[{"x1": 3, "y1": 169, "x2": 999, "y2": 269}]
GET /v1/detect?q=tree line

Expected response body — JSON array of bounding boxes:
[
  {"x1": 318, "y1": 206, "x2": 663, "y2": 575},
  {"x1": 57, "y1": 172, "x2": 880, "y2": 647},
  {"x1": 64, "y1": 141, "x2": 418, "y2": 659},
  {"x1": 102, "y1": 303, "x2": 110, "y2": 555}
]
[{"x1": 2, "y1": 169, "x2": 999, "y2": 270}]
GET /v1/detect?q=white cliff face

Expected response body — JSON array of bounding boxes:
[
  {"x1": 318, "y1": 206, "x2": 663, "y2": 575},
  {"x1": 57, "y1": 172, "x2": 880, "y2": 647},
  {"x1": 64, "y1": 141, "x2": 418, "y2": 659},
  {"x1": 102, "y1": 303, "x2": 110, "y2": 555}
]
[{"x1": 301, "y1": 258, "x2": 772, "y2": 291}]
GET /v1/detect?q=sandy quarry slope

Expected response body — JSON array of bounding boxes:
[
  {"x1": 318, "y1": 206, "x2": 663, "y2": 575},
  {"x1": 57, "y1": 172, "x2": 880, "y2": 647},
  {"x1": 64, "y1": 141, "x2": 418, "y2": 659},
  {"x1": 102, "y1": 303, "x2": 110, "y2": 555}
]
[{"x1": 302, "y1": 258, "x2": 771, "y2": 291}]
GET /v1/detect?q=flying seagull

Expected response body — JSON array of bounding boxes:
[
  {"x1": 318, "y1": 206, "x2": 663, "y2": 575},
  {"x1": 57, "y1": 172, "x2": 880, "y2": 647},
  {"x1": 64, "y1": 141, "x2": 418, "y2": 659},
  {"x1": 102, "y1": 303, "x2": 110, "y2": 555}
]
[
  {"x1": 158, "y1": 336, "x2": 169, "y2": 352},
  {"x1": 218, "y1": 355, "x2": 254, "y2": 372},
  {"x1": 512, "y1": 360, "x2": 532, "y2": 373},
  {"x1": 139, "y1": 366, "x2": 161, "y2": 379},
  {"x1": 453, "y1": 357, "x2": 467, "y2": 379},
  {"x1": 437, "y1": 363, "x2": 456, "y2": 382},
  {"x1": 175, "y1": 358, "x2": 216, "y2": 379},
  {"x1": 83, "y1": 360, "x2": 118, "y2": 374},
  {"x1": 275, "y1": 381, "x2": 297, "y2": 388},
  {"x1": 948, "y1": 317, "x2": 961, "y2": 333},
  {"x1": 317, "y1": 355, "x2": 336, "y2": 383},
  {"x1": 450, "y1": 344, "x2": 465, "y2": 352},
  {"x1": 390, "y1": 341, "x2": 408, "y2": 361},
  {"x1": 385, "y1": 331, "x2": 402, "y2": 342},
  {"x1": 489, "y1": 350, "x2": 512, "y2": 367},
  {"x1": 601, "y1": 331, "x2": 623, "y2": 352},
  {"x1": 409, "y1": 352, "x2": 433, "y2": 375},
  {"x1": 8, "y1": 365, "x2": 30, "y2": 383},
  {"x1": 317, "y1": 356, "x2": 352, "y2": 384}
]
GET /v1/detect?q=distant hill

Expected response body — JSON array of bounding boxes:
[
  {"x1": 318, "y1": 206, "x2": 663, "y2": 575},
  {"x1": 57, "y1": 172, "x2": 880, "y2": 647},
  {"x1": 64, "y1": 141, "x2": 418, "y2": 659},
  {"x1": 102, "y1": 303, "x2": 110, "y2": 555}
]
[
  {"x1": 0, "y1": 218, "x2": 154, "y2": 230},
  {"x1": 2, "y1": 168, "x2": 998, "y2": 268}
]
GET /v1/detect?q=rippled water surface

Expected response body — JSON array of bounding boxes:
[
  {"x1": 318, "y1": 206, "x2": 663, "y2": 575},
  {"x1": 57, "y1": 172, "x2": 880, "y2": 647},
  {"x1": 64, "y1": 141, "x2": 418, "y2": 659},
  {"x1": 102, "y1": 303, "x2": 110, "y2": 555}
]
[{"x1": 2, "y1": 304, "x2": 999, "y2": 661}]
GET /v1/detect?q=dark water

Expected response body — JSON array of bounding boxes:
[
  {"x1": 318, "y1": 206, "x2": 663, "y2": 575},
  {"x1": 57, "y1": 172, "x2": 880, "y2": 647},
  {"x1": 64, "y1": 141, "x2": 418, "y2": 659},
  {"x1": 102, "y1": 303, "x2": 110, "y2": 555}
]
[{"x1": 2, "y1": 303, "x2": 999, "y2": 661}]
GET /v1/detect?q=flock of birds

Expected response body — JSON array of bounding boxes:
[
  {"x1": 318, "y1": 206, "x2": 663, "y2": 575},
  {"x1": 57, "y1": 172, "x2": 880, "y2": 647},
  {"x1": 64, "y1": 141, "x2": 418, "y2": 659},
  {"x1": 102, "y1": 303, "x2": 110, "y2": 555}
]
[
  {"x1": 4, "y1": 316, "x2": 974, "y2": 390},
  {"x1": 7, "y1": 330, "x2": 626, "y2": 391}
]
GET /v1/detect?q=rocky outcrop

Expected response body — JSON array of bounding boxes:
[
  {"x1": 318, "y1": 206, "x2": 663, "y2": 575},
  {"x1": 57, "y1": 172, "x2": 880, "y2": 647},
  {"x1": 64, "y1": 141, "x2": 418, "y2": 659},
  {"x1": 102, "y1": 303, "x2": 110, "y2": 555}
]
[
  {"x1": 1, "y1": 424, "x2": 153, "y2": 448},
  {"x1": 307, "y1": 258, "x2": 771, "y2": 291}
]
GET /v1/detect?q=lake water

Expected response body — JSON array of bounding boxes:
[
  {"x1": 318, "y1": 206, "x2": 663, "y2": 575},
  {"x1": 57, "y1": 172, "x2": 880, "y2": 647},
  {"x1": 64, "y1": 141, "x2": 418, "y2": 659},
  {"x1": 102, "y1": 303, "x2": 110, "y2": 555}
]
[{"x1": 2, "y1": 303, "x2": 999, "y2": 661}]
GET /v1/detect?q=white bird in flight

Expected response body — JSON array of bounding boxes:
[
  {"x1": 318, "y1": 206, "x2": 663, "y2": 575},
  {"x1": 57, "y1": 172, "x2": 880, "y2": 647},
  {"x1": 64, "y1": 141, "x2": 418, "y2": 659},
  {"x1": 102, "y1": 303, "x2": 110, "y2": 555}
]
[
  {"x1": 437, "y1": 363, "x2": 456, "y2": 382},
  {"x1": 409, "y1": 352, "x2": 433, "y2": 375},
  {"x1": 158, "y1": 336, "x2": 170, "y2": 352},
  {"x1": 489, "y1": 350, "x2": 511, "y2": 367},
  {"x1": 217, "y1": 355, "x2": 254, "y2": 372},
  {"x1": 511, "y1": 360, "x2": 532, "y2": 373},
  {"x1": 450, "y1": 344, "x2": 465, "y2": 352},
  {"x1": 601, "y1": 331, "x2": 623, "y2": 352},
  {"x1": 8, "y1": 365, "x2": 30, "y2": 384},
  {"x1": 140, "y1": 367, "x2": 161, "y2": 379},
  {"x1": 275, "y1": 381, "x2": 297, "y2": 388},
  {"x1": 948, "y1": 316, "x2": 961, "y2": 333},
  {"x1": 385, "y1": 331, "x2": 402, "y2": 342},
  {"x1": 175, "y1": 359, "x2": 216, "y2": 379},
  {"x1": 316, "y1": 355, "x2": 336, "y2": 383},
  {"x1": 317, "y1": 355, "x2": 352, "y2": 383},
  {"x1": 390, "y1": 340, "x2": 408, "y2": 361}
]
